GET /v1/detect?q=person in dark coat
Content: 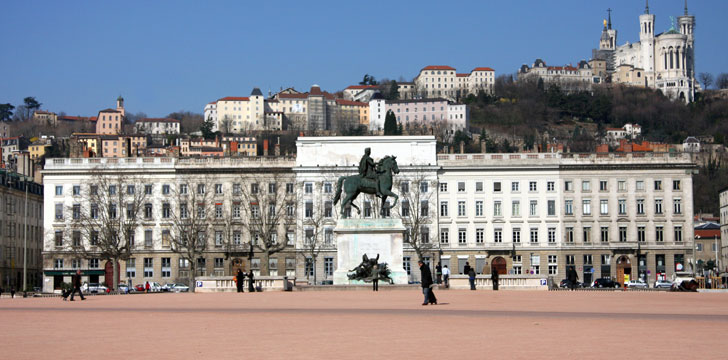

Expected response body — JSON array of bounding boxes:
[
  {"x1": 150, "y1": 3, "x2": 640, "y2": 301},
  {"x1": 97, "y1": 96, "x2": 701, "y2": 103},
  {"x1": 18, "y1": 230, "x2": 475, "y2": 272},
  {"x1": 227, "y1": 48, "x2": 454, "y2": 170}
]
[
  {"x1": 491, "y1": 266, "x2": 499, "y2": 290},
  {"x1": 236, "y1": 269, "x2": 245, "y2": 293},
  {"x1": 248, "y1": 270, "x2": 255, "y2": 292},
  {"x1": 463, "y1": 262, "x2": 471, "y2": 275},
  {"x1": 419, "y1": 260, "x2": 435, "y2": 305},
  {"x1": 70, "y1": 270, "x2": 85, "y2": 301},
  {"x1": 567, "y1": 266, "x2": 578, "y2": 290},
  {"x1": 468, "y1": 268, "x2": 477, "y2": 290},
  {"x1": 371, "y1": 265, "x2": 379, "y2": 292},
  {"x1": 435, "y1": 262, "x2": 442, "y2": 284}
]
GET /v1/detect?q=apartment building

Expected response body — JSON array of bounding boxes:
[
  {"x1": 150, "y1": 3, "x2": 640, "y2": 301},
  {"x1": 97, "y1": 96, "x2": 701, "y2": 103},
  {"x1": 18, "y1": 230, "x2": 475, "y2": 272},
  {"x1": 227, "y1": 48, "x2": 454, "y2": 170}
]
[
  {"x1": 42, "y1": 137, "x2": 696, "y2": 289},
  {"x1": 412, "y1": 65, "x2": 495, "y2": 101}
]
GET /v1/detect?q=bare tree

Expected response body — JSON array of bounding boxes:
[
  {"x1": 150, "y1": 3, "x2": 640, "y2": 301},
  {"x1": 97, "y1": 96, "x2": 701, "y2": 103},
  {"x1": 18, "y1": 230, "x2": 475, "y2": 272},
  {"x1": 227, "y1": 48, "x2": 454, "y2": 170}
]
[
  {"x1": 716, "y1": 73, "x2": 728, "y2": 90},
  {"x1": 220, "y1": 115, "x2": 233, "y2": 135},
  {"x1": 68, "y1": 170, "x2": 150, "y2": 290},
  {"x1": 168, "y1": 176, "x2": 216, "y2": 292},
  {"x1": 300, "y1": 177, "x2": 341, "y2": 284},
  {"x1": 392, "y1": 170, "x2": 438, "y2": 261},
  {"x1": 698, "y1": 72, "x2": 714, "y2": 90},
  {"x1": 238, "y1": 172, "x2": 296, "y2": 275}
]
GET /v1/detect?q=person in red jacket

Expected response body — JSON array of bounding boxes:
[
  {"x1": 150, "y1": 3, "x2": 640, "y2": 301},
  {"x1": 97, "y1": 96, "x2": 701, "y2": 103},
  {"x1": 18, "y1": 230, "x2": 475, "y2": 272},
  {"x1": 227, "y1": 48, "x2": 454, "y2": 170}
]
[{"x1": 145, "y1": 281, "x2": 150, "y2": 293}]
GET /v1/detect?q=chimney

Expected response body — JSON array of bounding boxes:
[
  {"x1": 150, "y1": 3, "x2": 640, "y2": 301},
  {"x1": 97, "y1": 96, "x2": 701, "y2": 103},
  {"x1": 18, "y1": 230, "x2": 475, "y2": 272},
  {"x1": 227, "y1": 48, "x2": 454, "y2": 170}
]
[
  {"x1": 459, "y1": 141, "x2": 465, "y2": 154},
  {"x1": 263, "y1": 139, "x2": 269, "y2": 156}
]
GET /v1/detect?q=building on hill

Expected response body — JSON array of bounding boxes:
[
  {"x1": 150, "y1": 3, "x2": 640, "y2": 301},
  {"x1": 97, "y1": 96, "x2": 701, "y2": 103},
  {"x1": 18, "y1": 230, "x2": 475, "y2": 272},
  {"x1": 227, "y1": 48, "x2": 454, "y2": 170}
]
[
  {"x1": 135, "y1": 118, "x2": 181, "y2": 135},
  {"x1": 591, "y1": 3, "x2": 696, "y2": 102},
  {"x1": 342, "y1": 85, "x2": 380, "y2": 102},
  {"x1": 210, "y1": 88, "x2": 282, "y2": 133},
  {"x1": 683, "y1": 136, "x2": 700, "y2": 153},
  {"x1": 368, "y1": 96, "x2": 469, "y2": 133},
  {"x1": 606, "y1": 123, "x2": 641, "y2": 143},
  {"x1": 518, "y1": 59, "x2": 601, "y2": 91},
  {"x1": 413, "y1": 65, "x2": 495, "y2": 101},
  {"x1": 720, "y1": 187, "x2": 728, "y2": 272},
  {"x1": 32, "y1": 110, "x2": 57, "y2": 126}
]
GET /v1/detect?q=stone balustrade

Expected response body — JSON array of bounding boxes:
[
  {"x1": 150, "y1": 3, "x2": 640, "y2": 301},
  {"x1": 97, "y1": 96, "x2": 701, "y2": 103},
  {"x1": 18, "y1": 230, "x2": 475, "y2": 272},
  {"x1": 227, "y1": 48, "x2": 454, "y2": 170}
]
[
  {"x1": 447, "y1": 275, "x2": 548, "y2": 290},
  {"x1": 194, "y1": 276, "x2": 295, "y2": 292}
]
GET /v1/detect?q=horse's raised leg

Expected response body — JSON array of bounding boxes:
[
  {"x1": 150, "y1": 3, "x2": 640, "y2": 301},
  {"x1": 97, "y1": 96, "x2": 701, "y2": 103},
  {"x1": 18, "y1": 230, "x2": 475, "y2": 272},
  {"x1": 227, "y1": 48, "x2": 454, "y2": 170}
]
[{"x1": 381, "y1": 189, "x2": 399, "y2": 209}]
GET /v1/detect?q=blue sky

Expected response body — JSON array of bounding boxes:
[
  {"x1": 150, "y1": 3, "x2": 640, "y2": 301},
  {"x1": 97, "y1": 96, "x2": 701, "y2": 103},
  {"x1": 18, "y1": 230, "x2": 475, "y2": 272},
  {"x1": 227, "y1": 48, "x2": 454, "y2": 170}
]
[{"x1": 1, "y1": 0, "x2": 725, "y2": 117}]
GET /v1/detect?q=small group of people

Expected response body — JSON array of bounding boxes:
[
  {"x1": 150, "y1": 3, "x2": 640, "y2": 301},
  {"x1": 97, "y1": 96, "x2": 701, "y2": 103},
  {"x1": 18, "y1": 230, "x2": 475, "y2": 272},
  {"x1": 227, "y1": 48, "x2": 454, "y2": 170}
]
[
  {"x1": 235, "y1": 269, "x2": 257, "y2": 293},
  {"x1": 435, "y1": 262, "x2": 451, "y2": 288},
  {"x1": 0, "y1": 287, "x2": 16, "y2": 298}
]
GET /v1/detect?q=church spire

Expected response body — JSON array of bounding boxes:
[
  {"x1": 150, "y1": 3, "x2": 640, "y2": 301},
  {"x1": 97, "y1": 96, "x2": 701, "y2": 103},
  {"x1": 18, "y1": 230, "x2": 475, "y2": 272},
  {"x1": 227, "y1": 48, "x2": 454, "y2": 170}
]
[
  {"x1": 645, "y1": 0, "x2": 649, "y2": 14},
  {"x1": 684, "y1": 0, "x2": 688, "y2": 15},
  {"x1": 607, "y1": 8, "x2": 612, "y2": 29}
]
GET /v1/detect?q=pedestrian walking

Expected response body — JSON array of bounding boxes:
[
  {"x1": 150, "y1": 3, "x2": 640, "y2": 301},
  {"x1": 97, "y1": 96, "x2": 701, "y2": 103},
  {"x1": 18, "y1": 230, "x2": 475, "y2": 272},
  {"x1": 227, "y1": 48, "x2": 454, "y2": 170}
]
[
  {"x1": 10, "y1": 287, "x2": 16, "y2": 298},
  {"x1": 69, "y1": 270, "x2": 85, "y2": 301},
  {"x1": 435, "y1": 262, "x2": 442, "y2": 284},
  {"x1": 236, "y1": 269, "x2": 245, "y2": 293},
  {"x1": 145, "y1": 281, "x2": 150, "y2": 293},
  {"x1": 463, "y1": 261, "x2": 471, "y2": 275},
  {"x1": 442, "y1": 265, "x2": 450, "y2": 288},
  {"x1": 468, "y1": 268, "x2": 476, "y2": 290},
  {"x1": 248, "y1": 270, "x2": 255, "y2": 292},
  {"x1": 567, "y1": 267, "x2": 579, "y2": 291},
  {"x1": 372, "y1": 265, "x2": 379, "y2": 292},
  {"x1": 491, "y1": 266, "x2": 499, "y2": 291},
  {"x1": 419, "y1": 260, "x2": 435, "y2": 305}
]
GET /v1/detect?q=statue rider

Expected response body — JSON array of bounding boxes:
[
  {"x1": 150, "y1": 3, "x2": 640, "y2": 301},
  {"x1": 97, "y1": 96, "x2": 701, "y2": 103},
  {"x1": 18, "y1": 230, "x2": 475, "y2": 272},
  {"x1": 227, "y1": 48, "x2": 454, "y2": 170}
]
[{"x1": 358, "y1": 148, "x2": 381, "y2": 197}]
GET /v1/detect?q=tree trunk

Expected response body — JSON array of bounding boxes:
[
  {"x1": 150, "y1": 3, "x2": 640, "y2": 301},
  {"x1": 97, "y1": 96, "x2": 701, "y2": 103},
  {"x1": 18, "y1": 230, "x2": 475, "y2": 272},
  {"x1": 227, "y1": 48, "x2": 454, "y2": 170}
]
[
  {"x1": 112, "y1": 256, "x2": 119, "y2": 291},
  {"x1": 312, "y1": 256, "x2": 317, "y2": 285},
  {"x1": 260, "y1": 251, "x2": 270, "y2": 276},
  {"x1": 190, "y1": 262, "x2": 196, "y2": 293}
]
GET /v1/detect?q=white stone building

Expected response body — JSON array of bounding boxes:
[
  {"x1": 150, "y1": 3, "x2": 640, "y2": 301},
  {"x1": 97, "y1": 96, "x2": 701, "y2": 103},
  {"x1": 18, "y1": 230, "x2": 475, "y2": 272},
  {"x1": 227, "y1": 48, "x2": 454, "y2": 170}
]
[
  {"x1": 135, "y1": 118, "x2": 180, "y2": 135},
  {"x1": 518, "y1": 59, "x2": 600, "y2": 91},
  {"x1": 413, "y1": 65, "x2": 495, "y2": 101},
  {"x1": 606, "y1": 123, "x2": 642, "y2": 142},
  {"x1": 41, "y1": 137, "x2": 696, "y2": 289}
]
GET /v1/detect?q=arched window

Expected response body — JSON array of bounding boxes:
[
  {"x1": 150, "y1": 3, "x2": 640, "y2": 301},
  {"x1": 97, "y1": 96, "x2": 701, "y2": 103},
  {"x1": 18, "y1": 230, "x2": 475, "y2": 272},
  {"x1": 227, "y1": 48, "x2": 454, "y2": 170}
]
[
  {"x1": 675, "y1": 48, "x2": 680, "y2": 69},
  {"x1": 663, "y1": 50, "x2": 667, "y2": 70},
  {"x1": 669, "y1": 48, "x2": 674, "y2": 69}
]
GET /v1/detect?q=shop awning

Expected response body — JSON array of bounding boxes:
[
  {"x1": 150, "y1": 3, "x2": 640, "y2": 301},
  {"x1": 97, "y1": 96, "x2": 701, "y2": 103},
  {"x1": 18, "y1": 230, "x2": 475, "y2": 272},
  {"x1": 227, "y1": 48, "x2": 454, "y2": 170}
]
[{"x1": 44, "y1": 270, "x2": 106, "y2": 276}]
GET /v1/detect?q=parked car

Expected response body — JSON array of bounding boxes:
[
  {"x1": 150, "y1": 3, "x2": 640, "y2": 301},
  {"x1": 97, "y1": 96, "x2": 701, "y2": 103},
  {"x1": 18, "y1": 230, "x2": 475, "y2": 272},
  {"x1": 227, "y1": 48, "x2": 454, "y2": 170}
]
[
  {"x1": 592, "y1": 278, "x2": 621, "y2": 288},
  {"x1": 149, "y1": 282, "x2": 163, "y2": 292},
  {"x1": 626, "y1": 280, "x2": 648, "y2": 288},
  {"x1": 559, "y1": 279, "x2": 584, "y2": 288},
  {"x1": 161, "y1": 283, "x2": 174, "y2": 292},
  {"x1": 134, "y1": 284, "x2": 146, "y2": 292},
  {"x1": 167, "y1": 283, "x2": 189, "y2": 292},
  {"x1": 118, "y1": 283, "x2": 130, "y2": 293},
  {"x1": 654, "y1": 279, "x2": 672, "y2": 289},
  {"x1": 81, "y1": 283, "x2": 108, "y2": 294}
]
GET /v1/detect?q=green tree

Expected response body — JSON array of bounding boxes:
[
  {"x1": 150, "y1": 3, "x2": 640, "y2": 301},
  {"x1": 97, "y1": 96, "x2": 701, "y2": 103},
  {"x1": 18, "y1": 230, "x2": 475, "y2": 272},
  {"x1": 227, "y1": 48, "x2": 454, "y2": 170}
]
[
  {"x1": 359, "y1": 74, "x2": 378, "y2": 86},
  {"x1": 0, "y1": 103, "x2": 14, "y2": 122},
  {"x1": 388, "y1": 80, "x2": 400, "y2": 100},
  {"x1": 383, "y1": 110, "x2": 397, "y2": 135},
  {"x1": 200, "y1": 117, "x2": 216, "y2": 139}
]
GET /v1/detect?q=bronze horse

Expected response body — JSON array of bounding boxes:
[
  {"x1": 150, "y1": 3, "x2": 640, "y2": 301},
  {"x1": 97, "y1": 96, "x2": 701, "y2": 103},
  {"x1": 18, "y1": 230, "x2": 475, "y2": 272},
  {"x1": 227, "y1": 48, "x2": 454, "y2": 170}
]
[{"x1": 333, "y1": 155, "x2": 400, "y2": 217}]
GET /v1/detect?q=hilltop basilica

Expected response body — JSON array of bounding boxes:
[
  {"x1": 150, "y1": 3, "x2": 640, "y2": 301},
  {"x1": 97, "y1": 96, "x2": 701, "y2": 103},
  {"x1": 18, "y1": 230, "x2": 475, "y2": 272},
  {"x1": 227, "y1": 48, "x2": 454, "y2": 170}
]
[{"x1": 593, "y1": 1, "x2": 696, "y2": 102}]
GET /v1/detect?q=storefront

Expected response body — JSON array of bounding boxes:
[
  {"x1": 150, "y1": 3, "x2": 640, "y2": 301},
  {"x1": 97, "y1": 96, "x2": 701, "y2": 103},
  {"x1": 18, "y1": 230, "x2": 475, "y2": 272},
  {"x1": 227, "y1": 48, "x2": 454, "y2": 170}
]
[{"x1": 43, "y1": 269, "x2": 106, "y2": 292}]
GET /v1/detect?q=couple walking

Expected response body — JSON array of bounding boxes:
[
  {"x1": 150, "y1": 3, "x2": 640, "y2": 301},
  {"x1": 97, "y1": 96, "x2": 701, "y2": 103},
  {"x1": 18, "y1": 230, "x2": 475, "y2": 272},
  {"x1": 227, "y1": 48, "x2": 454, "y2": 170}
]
[{"x1": 236, "y1": 269, "x2": 256, "y2": 292}]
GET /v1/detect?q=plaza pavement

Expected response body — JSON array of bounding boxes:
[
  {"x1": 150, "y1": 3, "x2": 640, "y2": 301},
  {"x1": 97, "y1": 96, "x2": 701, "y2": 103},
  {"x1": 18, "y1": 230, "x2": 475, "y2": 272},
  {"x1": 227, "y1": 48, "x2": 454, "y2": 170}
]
[{"x1": 1, "y1": 289, "x2": 726, "y2": 359}]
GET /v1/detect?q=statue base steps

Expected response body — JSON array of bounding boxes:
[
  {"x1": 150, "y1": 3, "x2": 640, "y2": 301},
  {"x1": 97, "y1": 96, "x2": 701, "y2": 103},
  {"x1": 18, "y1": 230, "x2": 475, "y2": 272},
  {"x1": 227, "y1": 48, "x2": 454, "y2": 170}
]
[{"x1": 333, "y1": 218, "x2": 408, "y2": 285}]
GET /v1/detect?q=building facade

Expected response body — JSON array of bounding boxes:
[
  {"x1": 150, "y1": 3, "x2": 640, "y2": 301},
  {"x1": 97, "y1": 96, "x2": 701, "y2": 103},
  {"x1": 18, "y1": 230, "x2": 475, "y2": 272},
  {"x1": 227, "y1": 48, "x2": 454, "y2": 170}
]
[
  {"x1": 518, "y1": 59, "x2": 600, "y2": 91},
  {"x1": 720, "y1": 187, "x2": 728, "y2": 272},
  {"x1": 413, "y1": 65, "x2": 495, "y2": 101},
  {"x1": 135, "y1": 118, "x2": 181, "y2": 135},
  {"x1": 41, "y1": 137, "x2": 696, "y2": 289},
  {"x1": 368, "y1": 97, "x2": 469, "y2": 132},
  {"x1": 0, "y1": 175, "x2": 44, "y2": 290}
]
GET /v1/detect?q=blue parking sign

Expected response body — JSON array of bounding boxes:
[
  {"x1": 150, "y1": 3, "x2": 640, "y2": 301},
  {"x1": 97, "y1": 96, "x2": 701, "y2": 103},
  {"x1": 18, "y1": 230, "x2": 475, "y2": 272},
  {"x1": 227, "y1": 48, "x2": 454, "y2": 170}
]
[{"x1": 196, "y1": 281, "x2": 203, "y2": 288}]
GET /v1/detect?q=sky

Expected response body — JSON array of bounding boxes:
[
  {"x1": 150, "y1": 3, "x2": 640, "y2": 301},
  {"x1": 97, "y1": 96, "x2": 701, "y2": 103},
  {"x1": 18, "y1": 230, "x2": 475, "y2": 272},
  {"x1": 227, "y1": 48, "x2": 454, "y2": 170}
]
[{"x1": 1, "y1": 0, "x2": 726, "y2": 118}]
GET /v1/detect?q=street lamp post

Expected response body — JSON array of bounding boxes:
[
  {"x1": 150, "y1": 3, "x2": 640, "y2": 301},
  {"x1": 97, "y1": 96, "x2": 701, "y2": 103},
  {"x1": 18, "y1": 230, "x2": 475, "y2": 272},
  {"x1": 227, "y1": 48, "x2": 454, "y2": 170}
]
[{"x1": 22, "y1": 178, "x2": 28, "y2": 295}]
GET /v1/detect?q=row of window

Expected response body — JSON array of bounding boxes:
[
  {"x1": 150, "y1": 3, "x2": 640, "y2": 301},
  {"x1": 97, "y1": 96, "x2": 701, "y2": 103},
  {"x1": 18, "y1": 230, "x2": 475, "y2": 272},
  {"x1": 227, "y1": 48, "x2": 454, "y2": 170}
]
[
  {"x1": 437, "y1": 225, "x2": 683, "y2": 245},
  {"x1": 56, "y1": 182, "x2": 296, "y2": 197},
  {"x1": 439, "y1": 179, "x2": 682, "y2": 193}
]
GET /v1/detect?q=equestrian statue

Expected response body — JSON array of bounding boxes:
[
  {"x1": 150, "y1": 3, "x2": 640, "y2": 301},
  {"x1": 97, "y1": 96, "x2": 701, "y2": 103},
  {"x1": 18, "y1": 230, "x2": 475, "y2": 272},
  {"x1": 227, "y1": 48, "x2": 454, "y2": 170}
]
[{"x1": 333, "y1": 148, "x2": 399, "y2": 218}]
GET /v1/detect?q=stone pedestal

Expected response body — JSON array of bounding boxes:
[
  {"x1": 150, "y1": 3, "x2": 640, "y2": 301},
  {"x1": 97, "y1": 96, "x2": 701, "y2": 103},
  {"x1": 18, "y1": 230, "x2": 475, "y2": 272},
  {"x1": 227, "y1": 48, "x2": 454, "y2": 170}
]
[{"x1": 333, "y1": 218, "x2": 408, "y2": 285}]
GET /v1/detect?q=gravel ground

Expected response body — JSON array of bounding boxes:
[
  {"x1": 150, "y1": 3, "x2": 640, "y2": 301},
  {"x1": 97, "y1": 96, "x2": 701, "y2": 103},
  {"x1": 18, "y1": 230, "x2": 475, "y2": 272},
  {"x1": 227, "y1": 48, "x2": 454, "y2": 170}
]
[{"x1": 1, "y1": 290, "x2": 726, "y2": 360}]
